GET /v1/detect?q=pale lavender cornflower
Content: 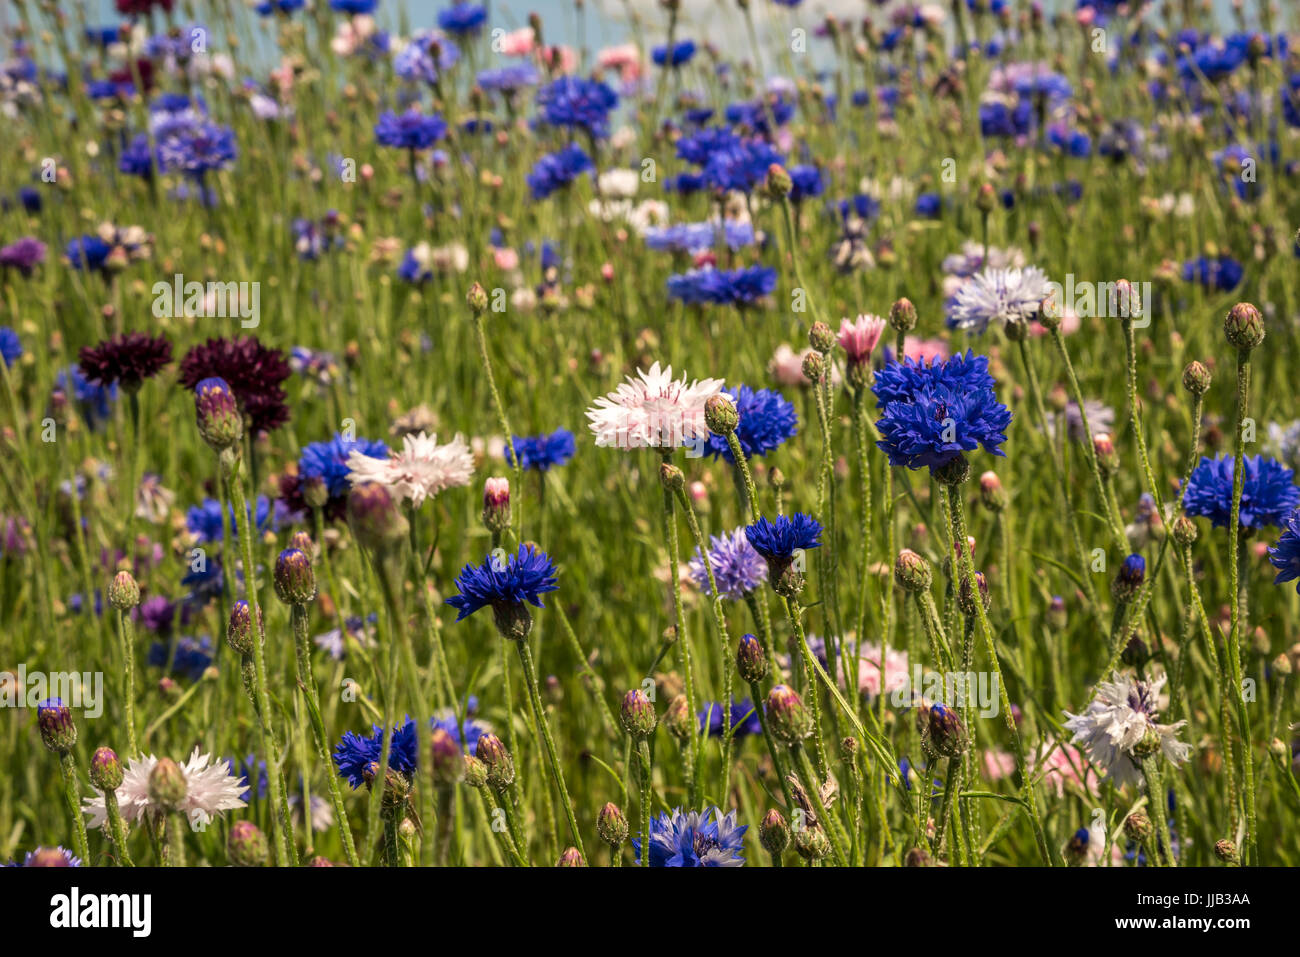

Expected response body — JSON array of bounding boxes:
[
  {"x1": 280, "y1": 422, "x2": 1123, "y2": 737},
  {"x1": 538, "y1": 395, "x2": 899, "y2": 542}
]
[
  {"x1": 1063, "y1": 673, "x2": 1191, "y2": 788},
  {"x1": 945, "y1": 266, "x2": 1051, "y2": 333},
  {"x1": 687, "y1": 527, "x2": 768, "y2": 600},
  {"x1": 586, "y1": 361, "x2": 723, "y2": 450}
]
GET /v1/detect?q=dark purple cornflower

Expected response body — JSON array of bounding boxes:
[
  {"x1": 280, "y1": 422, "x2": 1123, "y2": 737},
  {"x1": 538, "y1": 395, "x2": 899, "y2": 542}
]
[
  {"x1": 177, "y1": 337, "x2": 292, "y2": 436},
  {"x1": 77, "y1": 333, "x2": 172, "y2": 391}
]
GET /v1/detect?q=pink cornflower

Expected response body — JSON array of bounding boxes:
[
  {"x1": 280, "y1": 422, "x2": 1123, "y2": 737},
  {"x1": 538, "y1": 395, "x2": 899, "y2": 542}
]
[{"x1": 837, "y1": 314, "x2": 887, "y2": 366}]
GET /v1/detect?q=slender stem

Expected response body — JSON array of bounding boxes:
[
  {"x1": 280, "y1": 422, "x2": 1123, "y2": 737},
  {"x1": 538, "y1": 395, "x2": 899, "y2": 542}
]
[
  {"x1": 290, "y1": 604, "x2": 360, "y2": 866},
  {"x1": 1227, "y1": 348, "x2": 1257, "y2": 864},
  {"x1": 516, "y1": 639, "x2": 586, "y2": 857},
  {"x1": 103, "y1": 789, "x2": 134, "y2": 866},
  {"x1": 60, "y1": 751, "x2": 91, "y2": 863},
  {"x1": 116, "y1": 608, "x2": 138, "y2": 757},
  {"x1": 636, "y1": 739, "x2": 653, "y2": 867}
]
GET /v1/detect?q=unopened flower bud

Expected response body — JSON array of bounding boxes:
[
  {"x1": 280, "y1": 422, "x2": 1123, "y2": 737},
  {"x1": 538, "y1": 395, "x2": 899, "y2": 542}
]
[
  {"x1": 1124, "y1": 811, "x2": 1152, "y2": 842},
  {"x1": 347, "y1": 483, "x2": 409, "y2": 553},
  {"x1": 228, "y1": 820, "x2": 269, "y2": 867},
  {"x1": 557, "y1": 846, "x2": 587, "y2": 866},
  {"x1": 482, "y1": 477, "x2": 510, "y2": 533},
  {"x1": 662, "y1": 694, "x2": 692, "y2": 740},
  {"x1": 957, "y1": 571, "x2": 990, "y2": 616},
  {"x1": 1112, "y1": 553, "x2": 1146, "y2": 602},
  {"x1": 273, "y1": 547, "x2": 316, "y2": 605},
  {"x1": 597, "y1": 802, "x2": 629, "y2": 847},
  {"x1": 430, "y1": 728, "x2": 462, "y2": 786},
  {"x1": 1223, "y1": 301, "x2": 1264, "y2": 351},
  {"x1": 894, "y1": 549, "x2": 933, "y2": 592},
  {"x1": 90, "y1": 746, "x2": 124, "y2": 792},
  {"x1": 148, "y1": 757, "x2": 188, "y2": 809},
  {"x1": 466, "y1": 281, "x2": 489, "y2": 314},
  {"x1": 620, "y1": 689, "x2": 657, "y2": 739},
  {"x1": 1172, "y1": 515, "x2": 1197, "y2": 547},
  {"x1": 37, "y1": 699, "x2": 76, "y2": 753},
  {"x1": 194, "y1": 377, "x2": 243, "y2": 452},
  {"x1": 764, "y1": 163, "x2": 792, "y2": 198},
  {"x1": 1093, "y1": 432, "x2": 1119, "y2": 476},
  {"x1": 227, "y1": 599, "x2": 256, "y2": 656},
  {"x1": 889, "y1": 297, "x2": 917, "y2": 333},
  {"x1": 925, "y1": 702, "x2": 968, "y2": 756},
  {"x1": 1214, "y1": 838, "x2": 1239, "y2": 864},
  {"x1": 808, "y1": 321, "x2": 834, "y2": 354},
  {"x1": 759, "y1": 809, "x2": 790, "y2": 855},
  {"x1": 794, "y1": 824, "x2": 831, "y2": 861},
  {"x1": 766, "y1": 685, "x2": 812, "y2": 743},
  {"x1": 1181, "y1": 360, "x2": 1212, "y2": 396},
  {"x1": 736, "y1": 634, "x2": 768, "y2": 683},
  {"x1": 108, "y1": 570, "x2": 140, "y2": 610},
  {"x1": 704, "y1": 393, "x2": 739, "y2": 435},
  {"x1": 463, "y1": 754, "x2": 488, "y2": 789},
  {"x1": 476, "y1": 733, "x2": 515, "y2": 790}
]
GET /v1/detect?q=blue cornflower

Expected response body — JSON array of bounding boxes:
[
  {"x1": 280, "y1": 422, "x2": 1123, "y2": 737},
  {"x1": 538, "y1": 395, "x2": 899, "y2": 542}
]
[
  {"x1": 724, "y1": 96, "x2": 796, "y2": 131},
  {"x1": 223, "y1": 755, "x2": 268, "y2": 802},
  {"x1": 1183, "y1": 454, "x2": 1300, "y2": 530},
  {"x1": 698, "y1": 700, "x2": 762, "y2": 739},
  {"x1": 688, "y1": 527, "x2": 768, "y2": 600},
  {"x1": 148, "y1": 635, "x2": 214, "y2": 681},
  {"x1": 185, "y1": 495, "x2": 277, "y2": 543},
  {"x1": 872, "y1": 351, "x2": 1012, "y2": 472},
  {"x1": 1267, "y1": 508, "x2": 1300, "y2": 594},
  {"x1": 330, "y1": 0, "x2": 378, "y2": 12},
  {"x1": 375, "y1": 109, "x2": 447, "y2": 150},
  {"x1": 0, "y1": 327, "x2": 20, "y2": 367},
  {"x1": 118, "y1": 134, "x2": 154, "y2": 178},
  {"x1": 55, "y1": 364, "x2": 117, "y2": 427},
  {"x1": 511, "y1": 429, "x2": 576, "y2": 471},
  {"x1": 393, "y1": 30, "x2": 460, "y2": 84},
  {"x1": 666, "y1": 266, "x2": 776, "y2": 306},
  {"x1": 437, "y1": 3, "x2": 487, "y2": 34},
  {"x1": 156, "y1": 121, "x2": 237, "y2": 178},
  {"x1": 446, "y1": 544, "x2": 559, "y2": 622},
  {"x1": 980, "y1": 100, "x2": 1034, "y2": 139},
  {"x1": 430, "y1": 711, "x2": 492, "y2": 754},
  {"x1": 652, "y1": 40, "x2": 697, "y2": 67},
  {"x1": 915, "y1": 192, "x2": 942, "y2": 218},
  {"x1": 526, "y1": 144, "x2": 593, "y2": 200},
  {"x1": 702, "y1": 136, "x2": 785, "y2": 193},
  {"x1": 633, "y1": 807, "x2": 747, "y2": 866},
  {"x1": 332, "y1": 717, "x2": 419, "y2": 789},
  {"x1": 1181, "y1": 255, "x2": 1243, "y2": 292},
  {"x1": 536, "y1": 76, "x2": 618, "y2": 139},
  {"x1": 705, "y1": 385, "x2": 797, "y2": 461},
  {"x1": 788, "y1": 164, "x2": 825, "y2": 202},
  {"x1": 65, "y1": 236, "x2": 113, "y2": 272},
  {"x1": 298, "y1": 432, "x2": 389, "y2": 500},
  {"x1": 745, "y1": 513, "x2": 822, "y2": 561}
]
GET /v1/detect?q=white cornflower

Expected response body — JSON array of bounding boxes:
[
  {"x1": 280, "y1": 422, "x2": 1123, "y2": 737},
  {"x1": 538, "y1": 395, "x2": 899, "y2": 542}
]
[
  {"x1": 945, "y1": 265, "x2": 1051, "y2": 333},
  {"x1": 83, "y1": 748, "x2": 247, "y2": 830},
  {"x1": 586, "y1": 361, "x2": 724, "y2": 450},
  {"x1": 346, "y1": 431, "x2": 474, "y2": 508},
  {"x1": 1063, "y1": 673, "x2": 1191, "y2": 788},
  {"x1": 597, "y1": 168, "x2": 640, "y2": 199}
]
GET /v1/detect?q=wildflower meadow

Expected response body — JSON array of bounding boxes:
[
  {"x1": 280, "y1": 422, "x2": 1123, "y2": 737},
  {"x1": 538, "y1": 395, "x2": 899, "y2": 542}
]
[{"x1": 1, "y1": 0, "x2": 1299, "y2": 909}]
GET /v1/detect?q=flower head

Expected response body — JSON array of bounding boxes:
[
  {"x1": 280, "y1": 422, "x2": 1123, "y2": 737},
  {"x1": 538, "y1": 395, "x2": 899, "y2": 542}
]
[
  {"x1": 744, "y1": 513, "x2": 822, "y2": 561},
  {"x1": 446, "y1": 544, "x2": 559, "y2": 622},
  {"x1": 586, "y1": 361, "x2": 724, "y2": 450},
  {"x1": 1063, "y1": 673, "x2": 1191, "y2": 788},
  {"x1": 945, "y1": 266, "x2": 1051, "y2": 333},
  {"x1": 688, "y1": 527, "x2": 768, "y2": 599},
  {"x1": 536, "y1": 76, "x2": 618, "y2": 138},
  {"x1": 705, "y1": 385, "x2": 797, "y2": 461},
  {"x1": 375, "y1": 108, "x2": 447, "y2": 150},
  {"x1": 526, "y1": 144, "x2": 593, "y2": 200},
  {"x1": 511, "y1": 429, "x2": 576, "y2": 471},
  {"x1": 1183, "y1": 454, "x2": 1300, "y2": 530},
  {"x1": 1267, "y1": 507, "x2": 1300, "y2": 593},
  {"x1": 78, "y1": 333, "x2": 172, "y2": 390},
  {"x1": 346, "y1": 431, "x2": 473, "y2": 507},
  {"x1": 300, "y1": 432, "x2": 389, "y2": 500},
  {"x1": 837, "y1": 314, "x2": 887, "y2": 366},
  {"x1": 332, "y1": 718, "x2": 419, "y2": 789},
  {"x1": 83, "y1": 747, "x2": 247, "y2": 828},
  {"x1": 178, "y1": 337, "x2": 292, "y2": 436},
  {"x1": 633, "y1": 806, "x2": 747, "y2": 866},
  {"x1": 872, "y1": 350, "x2": 1012, "y2": 472}
]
